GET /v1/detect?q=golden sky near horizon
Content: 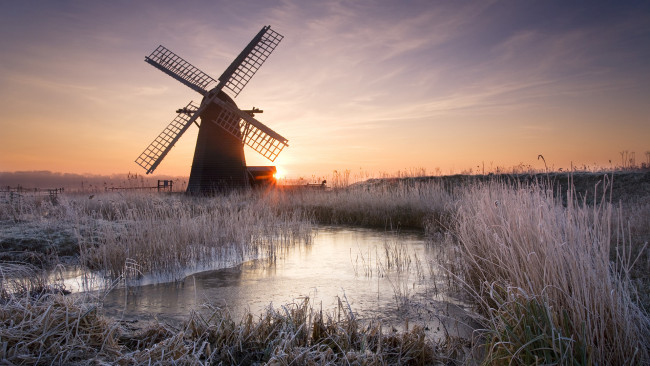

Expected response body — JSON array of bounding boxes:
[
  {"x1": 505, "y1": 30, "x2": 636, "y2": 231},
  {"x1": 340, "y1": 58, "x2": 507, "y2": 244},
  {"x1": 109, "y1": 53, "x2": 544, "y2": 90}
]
[{"x1": 1, "y1": 1, "x2": 649, "y2": 179}]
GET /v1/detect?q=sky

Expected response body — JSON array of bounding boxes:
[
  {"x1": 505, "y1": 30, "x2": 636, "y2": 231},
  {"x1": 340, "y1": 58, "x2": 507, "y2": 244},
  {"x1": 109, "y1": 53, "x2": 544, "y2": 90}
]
[{"x1": 1, "y1": 0, "x2": 649, "y2": 179}]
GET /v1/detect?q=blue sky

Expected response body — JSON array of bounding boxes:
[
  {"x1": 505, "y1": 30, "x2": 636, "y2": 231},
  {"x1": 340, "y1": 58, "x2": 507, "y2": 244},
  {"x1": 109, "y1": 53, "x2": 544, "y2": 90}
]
[{"x1": 1, "y1": 1, "x2": 649, "y2": 177}]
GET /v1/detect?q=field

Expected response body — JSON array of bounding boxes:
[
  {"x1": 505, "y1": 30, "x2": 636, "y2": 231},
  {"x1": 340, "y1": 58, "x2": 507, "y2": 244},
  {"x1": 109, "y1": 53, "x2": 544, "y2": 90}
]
[{"x1": 1, "y1": 171, "x2": 649, "y2": 364}]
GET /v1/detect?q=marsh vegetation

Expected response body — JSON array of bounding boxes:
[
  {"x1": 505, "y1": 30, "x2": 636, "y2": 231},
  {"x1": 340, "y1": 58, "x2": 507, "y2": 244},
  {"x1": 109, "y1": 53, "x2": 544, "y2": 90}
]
[{"x1": 1, "y1": 171, "x2": 648, "y2": 364}]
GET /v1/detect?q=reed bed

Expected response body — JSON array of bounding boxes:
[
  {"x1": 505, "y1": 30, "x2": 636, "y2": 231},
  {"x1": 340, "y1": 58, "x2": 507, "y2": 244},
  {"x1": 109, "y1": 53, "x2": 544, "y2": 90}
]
[
  {"x1": 0, "y1": 262, "x2": 61, "y2": 300},
  {"x1": 70, "y1": 191, "x2": 312, "y2": 279},
  {"x1": 454, "y1": 179, "x2": 650, "y2": 364},
  {"x1": 0, "y1": 263, "x2": 120, "y2": 364},
  {"x1": 266, "y1": 179, "x2": 456, "y2": 232},
  {"x1": 0, "y1": 293, "x2": 121, "y2": 364},
  {"x1": 0, "y1": 284, "x2": 465, "y2": 365},
  {"x1": 613, "y1": 196, "x2": 650, "y2": 309},
  {"x1": 145, "y1": 298, "x2": 463, "y2": 365},
  {"x1": 1, "y1": 191, "x2": 312, "y2": 279},
  {"x1": 2, "y1": 172, "x2": 649, "y2": 364}
]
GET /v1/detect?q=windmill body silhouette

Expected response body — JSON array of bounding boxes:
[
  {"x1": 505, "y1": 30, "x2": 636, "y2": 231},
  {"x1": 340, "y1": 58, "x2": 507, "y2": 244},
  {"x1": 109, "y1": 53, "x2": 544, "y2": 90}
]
[{"x1": 135, "y1": 26, "x2": 287, "y2": 193}]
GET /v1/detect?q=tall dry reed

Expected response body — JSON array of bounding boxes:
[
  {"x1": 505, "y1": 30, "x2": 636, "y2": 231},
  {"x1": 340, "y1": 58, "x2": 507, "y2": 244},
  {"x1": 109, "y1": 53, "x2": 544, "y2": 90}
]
[{"x1": 454, "y1": 179, "x2": 650, "y2": 364}]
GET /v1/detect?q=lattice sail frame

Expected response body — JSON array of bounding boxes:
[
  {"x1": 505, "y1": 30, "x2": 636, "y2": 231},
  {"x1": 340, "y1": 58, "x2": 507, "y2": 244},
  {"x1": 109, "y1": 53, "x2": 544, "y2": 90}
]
[
  {"x1": 220, "y1": 26, "x2": 284, "y2": 97},
  {"x1": 137, "y1": 26, "x2": 288, "y2": 173},
  {"x1": 145, "y1": 46, "x2": 217, "y2": 95},
  {"x1": 211, "y1": 99, "x2": 288, "y2": 162},
  {"x1": 135, "y1": 101, "x2": 201, "y2": 173}
]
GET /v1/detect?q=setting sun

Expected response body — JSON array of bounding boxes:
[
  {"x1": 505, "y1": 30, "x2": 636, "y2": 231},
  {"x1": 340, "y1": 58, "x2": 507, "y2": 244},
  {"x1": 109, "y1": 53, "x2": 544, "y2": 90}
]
[{"x1": 273, "y1": 167, "x2": 286, "y2": 180}]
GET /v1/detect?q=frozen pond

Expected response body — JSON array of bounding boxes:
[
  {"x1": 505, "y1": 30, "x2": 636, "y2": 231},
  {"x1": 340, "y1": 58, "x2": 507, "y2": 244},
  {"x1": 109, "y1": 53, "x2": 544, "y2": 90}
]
[{"x1": 69, "y1": 226, "x2": 475, "y2": 339}]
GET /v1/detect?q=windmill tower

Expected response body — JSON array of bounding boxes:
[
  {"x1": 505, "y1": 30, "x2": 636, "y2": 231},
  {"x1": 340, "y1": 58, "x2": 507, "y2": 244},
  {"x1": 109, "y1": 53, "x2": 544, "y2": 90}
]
[{"x1": 135, "y1": 26, "x2": 288, "y2": 194}]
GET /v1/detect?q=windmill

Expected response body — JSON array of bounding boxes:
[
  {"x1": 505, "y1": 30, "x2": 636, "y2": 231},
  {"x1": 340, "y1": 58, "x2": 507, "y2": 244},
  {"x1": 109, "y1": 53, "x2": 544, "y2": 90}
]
[{"x1": 135, "y1": 26, "x2": 288, "y2": 194}]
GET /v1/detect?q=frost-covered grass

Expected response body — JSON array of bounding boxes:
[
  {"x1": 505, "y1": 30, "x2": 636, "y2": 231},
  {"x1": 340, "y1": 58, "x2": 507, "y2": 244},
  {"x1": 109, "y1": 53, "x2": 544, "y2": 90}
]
[
  {"x1": 455, "y1": 180, "x2": 650, "y2": 364},
  {"x1": 71, "y1": 191, "x2": 312, "y2": 279},
  {"x1": 0, "y1": 283, "x2": 466, "y2": 365},
  {"x1": 1, "y1": 172, "x2": 649, "y2": 364},
  {"x1": 265, "y1": 179, "x2": 456, "y2": 232},
  {"x1": 1, "y1": 191, "x2": 312, "y2": 279}
]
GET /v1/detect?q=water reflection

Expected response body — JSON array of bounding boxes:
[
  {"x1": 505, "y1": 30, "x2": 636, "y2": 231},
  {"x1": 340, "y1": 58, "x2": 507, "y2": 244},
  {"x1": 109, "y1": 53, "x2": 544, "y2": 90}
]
[{"x1": 98, "y1": 226, "x2": 474, "y2": 338}]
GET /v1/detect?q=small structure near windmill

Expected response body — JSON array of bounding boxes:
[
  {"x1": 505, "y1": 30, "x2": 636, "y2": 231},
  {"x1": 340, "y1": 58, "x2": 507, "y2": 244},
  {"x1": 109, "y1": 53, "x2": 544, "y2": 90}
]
[
  {"x1": 135, "y1": 26, "x2": 288, "y2": 194},
  {"x1": 247, "y1": 166, "x2": 277, "y2": 187}
]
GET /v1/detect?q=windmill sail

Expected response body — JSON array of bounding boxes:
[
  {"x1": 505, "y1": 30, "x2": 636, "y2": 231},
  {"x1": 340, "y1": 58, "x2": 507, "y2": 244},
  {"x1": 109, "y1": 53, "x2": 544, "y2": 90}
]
[
  {"x1": 145, "y1": 46, "x2": 217, "y2": 95},
  {"x1": 211, "y1": 98, "x2": 288, "y2": 162},
  {"x1": 219, "y1": 26, "x2": 283, "y2": 97},
  {"x1": 135, "y1": 101, "x2": 201, "y2": 174}
]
